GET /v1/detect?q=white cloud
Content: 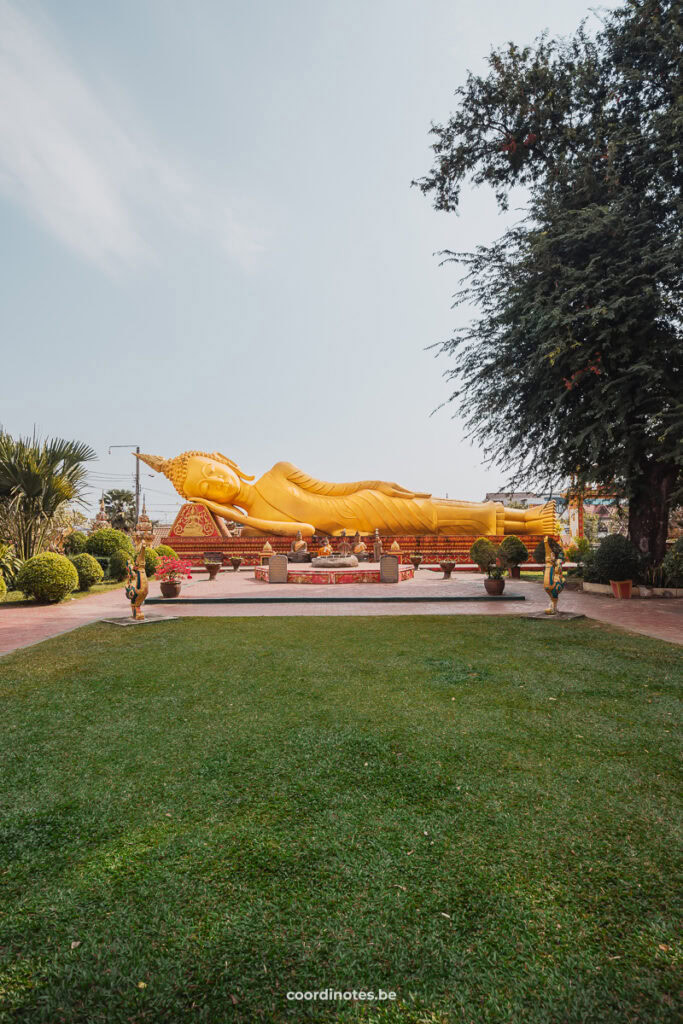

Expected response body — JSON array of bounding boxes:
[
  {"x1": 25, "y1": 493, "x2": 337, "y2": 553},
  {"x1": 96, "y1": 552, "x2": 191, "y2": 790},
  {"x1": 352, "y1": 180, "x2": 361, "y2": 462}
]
[{"x1": 0, "y1": 0, "x2": 264, "y2": 270}]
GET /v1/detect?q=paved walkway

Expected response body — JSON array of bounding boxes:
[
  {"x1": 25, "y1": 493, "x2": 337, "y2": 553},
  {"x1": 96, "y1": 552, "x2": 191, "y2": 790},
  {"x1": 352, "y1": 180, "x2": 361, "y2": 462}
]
[{"x1": 1, "y1": 569, "x2": 681, "y2": 656}]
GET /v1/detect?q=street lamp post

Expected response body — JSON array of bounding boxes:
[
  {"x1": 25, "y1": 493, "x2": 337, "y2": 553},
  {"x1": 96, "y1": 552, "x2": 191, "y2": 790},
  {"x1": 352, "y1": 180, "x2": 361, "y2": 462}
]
[{"x1": 108, "y1": 444, "x2": 141, "y2": 520}]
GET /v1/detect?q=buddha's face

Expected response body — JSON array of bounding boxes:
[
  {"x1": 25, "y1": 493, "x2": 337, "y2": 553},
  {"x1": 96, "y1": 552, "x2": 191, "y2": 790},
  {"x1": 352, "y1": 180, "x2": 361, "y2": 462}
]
[{"x1": 184, "y1": 456, "x2": 240, "y2": 504}]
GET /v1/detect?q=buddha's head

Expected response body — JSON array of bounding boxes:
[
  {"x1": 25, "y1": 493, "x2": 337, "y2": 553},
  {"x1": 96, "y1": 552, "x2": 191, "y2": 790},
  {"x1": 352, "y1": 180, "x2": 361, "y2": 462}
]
[{"x1": 136, "y1": 451, "x2": 254, "y2": 504}]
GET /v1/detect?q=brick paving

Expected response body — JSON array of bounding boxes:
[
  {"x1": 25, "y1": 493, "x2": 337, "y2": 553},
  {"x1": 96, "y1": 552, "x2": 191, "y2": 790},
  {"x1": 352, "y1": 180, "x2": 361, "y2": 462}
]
[{"x1": 1, "y1": 568, "x2": 680, "y2": 657}]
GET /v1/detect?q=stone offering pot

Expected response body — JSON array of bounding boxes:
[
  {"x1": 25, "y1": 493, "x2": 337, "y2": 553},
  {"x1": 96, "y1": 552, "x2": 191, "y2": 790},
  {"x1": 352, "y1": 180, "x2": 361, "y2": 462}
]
[
  {"x1": 440, "y1": 560, "x2": 456, "y2": 580},
  {"x1": 484, "y1": 578, "x2": 505, "y2": 596},
  {"x1": 230, "y1": 557, "x2": 243, "y2": 572},
  {"x1": 205, "y1": 562, "x2": 221, "y2": 581},
  {"x1": 409, "y1": 554, "x2": 423, "y2": 571}
]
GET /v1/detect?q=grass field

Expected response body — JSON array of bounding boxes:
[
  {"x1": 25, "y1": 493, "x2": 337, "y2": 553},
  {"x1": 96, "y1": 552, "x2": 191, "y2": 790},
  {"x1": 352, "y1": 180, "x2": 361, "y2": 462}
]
[
  {"x1": 1, "y1": 580, "x2": 125, "y2": 606},
  {"x1": 0, "y1": 616, "x2": 680, "y2": 1023}
]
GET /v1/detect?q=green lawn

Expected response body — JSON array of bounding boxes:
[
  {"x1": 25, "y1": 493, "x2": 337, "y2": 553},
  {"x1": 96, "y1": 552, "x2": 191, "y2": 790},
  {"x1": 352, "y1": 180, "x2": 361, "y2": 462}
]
[
  {"x1": 1, "y1": 580, "x2": 125, "y2": 607},
  {"x1": 0, "y1": 617, "x2": 680, "y2": 1023}
]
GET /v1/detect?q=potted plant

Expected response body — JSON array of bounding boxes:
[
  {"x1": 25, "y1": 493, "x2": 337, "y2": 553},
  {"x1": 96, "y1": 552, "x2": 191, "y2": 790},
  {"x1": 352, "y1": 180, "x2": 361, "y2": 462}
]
[
  {"x1": 469, "y1": 537, "x2": 498, "y2": 574},
  {"x1": 409, "y1": 552, "x2": 423, "y2": 571},
  {"x1": 440, "y1": 558, "x2": 456, "y2": 579},
  {"x1": 484, "y1": 561, "x2": 506, "y2": 595},
  {"x1": 498, "y1": 535, "x2": 529, "y2": 579},
  {"x1": 230, "y1": 555, "x2": 243, "y2": 572},
  {"x1": 156, "y1": 556, "x2": 193, "y2": 598},
  {"x1": 593, "y1": 534, "x2": 641, "y2": 599}
]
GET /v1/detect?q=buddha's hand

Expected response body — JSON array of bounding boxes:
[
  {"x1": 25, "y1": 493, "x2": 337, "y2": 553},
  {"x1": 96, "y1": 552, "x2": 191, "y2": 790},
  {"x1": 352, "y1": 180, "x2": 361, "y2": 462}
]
[{"x1": 189, "y1": 497, "x2": 315, "y2": 537}]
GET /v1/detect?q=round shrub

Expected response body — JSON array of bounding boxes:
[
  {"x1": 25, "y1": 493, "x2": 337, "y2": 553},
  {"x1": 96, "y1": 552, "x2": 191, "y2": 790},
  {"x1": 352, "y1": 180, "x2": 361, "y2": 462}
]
[
  {"x1": 469, "y1": 537, "x2": 497, "y2": 571},
  {"x1": 498, "y1": 535, "x2": 528, "y2": 567},
  {"x1": 86, "y1": 528, "x2": 134, "y2": 560},
  {"x1": 565, "y1": 536, "x2": 592, "y2": 563},
  {"x1": 70, "y1": 552, "x2": 104, "y2": 591},
  {"x1": 64, "y1": 530, "x2": 87, "y2": 555},
  {"x1": 16, "y1": 553, "x2": 78, "y2": 603},
  {"x1": 0, "y1": 575, "x2": 6, "y2": 601},
  {"x1": 109, "y1": 548, "x2": 132, "y2": 581},
  {"x1": 145, "y1": 547, "x2": 160, "y2": 577},
  {"x1": 661, "y1": 547, "x2": 683, "y2": 588},
  {"x1": 593, "y1": 534, "x2": 641, "y2": 583},
  {"x1": 155, "y1": 544, "x2": 177, "y2": 559}
]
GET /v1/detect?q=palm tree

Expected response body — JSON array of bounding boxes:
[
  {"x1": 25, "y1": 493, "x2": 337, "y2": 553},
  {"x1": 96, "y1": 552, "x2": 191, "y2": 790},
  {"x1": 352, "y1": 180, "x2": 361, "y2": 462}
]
[{"x1": 0, "y1": 432, "x2": 96, "y2": 560}]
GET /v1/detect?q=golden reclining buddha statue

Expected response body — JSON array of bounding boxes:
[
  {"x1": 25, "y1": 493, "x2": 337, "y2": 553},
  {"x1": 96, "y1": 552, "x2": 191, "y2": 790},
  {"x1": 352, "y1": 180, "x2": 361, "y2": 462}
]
[{"x1": 137, "y1": 450, "x2": 556, "y2": 538}]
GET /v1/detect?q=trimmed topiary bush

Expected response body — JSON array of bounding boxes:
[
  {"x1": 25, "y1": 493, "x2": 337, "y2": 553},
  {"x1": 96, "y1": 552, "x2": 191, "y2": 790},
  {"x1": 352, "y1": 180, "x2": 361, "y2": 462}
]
[
  {"x1": 593, "y1": 534, "x2": 641, "y2": 584},
  {"x1": 69, "y1": 552, "x2": 104, "y2": 591},
  {"x1": 16, "y1": 553, "x2": 79, "y2": 603},
  {"x1": 661, "y1": 547, "x2": 683, "y2": 588},
  {"x1": 0, "y1": 575, "x2": 6, "y2": 601},
  {"x1": 565, "y1": 536, "x2": 592, "y2": 564},
  {"x1": 64, "y1": 531, "x2": 87, "y2": 555},
  {"x1": 469, "y1": 537, "x2": 498, "y2": 571},
  {"x1": 109, "y1": 548, "x2": 131, "y2": 581},
  {"x1": 86, "y1": 528, "x2": 134, "y2": 560},
  {"x1": 155, "y1": 544, "x2": 177, "y2": 559},
  {"x1": 498, "y1": 535, "x2": 529, "y2": 568},
  {"x1": 145, "y1": 547, "x2": 160, "y2": 577},
  {"x1": 93, "y1": 555, "x2": 110, "y2": 577}
]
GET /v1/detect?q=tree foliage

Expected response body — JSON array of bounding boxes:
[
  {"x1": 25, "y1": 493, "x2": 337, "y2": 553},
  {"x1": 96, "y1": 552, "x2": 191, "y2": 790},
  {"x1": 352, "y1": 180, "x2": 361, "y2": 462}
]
[
  {"x1": 0, "y1": 432, "x2": 95, "y2": 560},
  {"x1": 103, "y1": 489, "x2": 136, "y2": 533},
  {"x1": 416, "y1": 0, "x2": 682, "y2": 562}
]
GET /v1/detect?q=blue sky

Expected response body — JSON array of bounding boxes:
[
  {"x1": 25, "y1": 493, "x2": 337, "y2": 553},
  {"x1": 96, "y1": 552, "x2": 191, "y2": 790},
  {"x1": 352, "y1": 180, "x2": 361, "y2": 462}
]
[{"x1": 0, "y1": 0, "x2": 617, "y2": 521}]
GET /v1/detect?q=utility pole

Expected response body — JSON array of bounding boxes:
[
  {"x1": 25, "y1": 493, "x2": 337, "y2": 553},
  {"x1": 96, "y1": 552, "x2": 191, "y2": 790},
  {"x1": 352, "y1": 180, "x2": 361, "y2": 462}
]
[{"x1": 108, "y1": 444, "x2": 141, "y2": 520}]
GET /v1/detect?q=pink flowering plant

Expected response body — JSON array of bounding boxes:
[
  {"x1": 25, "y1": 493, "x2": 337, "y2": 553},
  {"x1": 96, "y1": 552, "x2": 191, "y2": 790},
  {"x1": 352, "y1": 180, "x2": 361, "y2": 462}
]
[{"x1": 156, "y1": 556, "x2": 193, "y2": 583}]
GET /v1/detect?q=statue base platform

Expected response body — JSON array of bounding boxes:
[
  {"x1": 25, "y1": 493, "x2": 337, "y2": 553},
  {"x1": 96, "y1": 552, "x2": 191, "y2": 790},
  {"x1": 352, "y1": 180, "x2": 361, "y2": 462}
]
[
  {"x1": 253, "y1": 563, "x2": 415, "y2": 585},
  {"x1": 162, "y1": 508, "x2": 555, "y2": 569}
]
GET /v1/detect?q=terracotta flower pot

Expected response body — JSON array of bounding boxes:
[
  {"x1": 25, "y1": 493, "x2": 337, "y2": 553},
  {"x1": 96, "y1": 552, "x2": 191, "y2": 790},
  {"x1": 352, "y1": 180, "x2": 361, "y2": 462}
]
[
  {"x1": 609, "y1": 579, "x2": 632, "y2": 600},
  {"x1": 484, "y1": 578, "x2": 505, "y2": 596},
  {"x1": 205, "y1": 563, "x2": 220, "y2": 581},
  {"x1": 231, "y1": 558, "x2": 243, "y2": 571},
  {"x1": 440, "y1": 560, "x2": 456, "y2": 580},
  {"x1": 160, "y1": 580, "x2": 182, "y2": 598}
]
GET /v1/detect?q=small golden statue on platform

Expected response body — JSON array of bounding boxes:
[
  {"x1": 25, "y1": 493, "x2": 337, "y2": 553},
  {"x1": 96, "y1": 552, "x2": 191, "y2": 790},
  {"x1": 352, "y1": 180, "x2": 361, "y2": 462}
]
[
  {"x1": 543, "y1": 536, "x2": 566, "y2": 615},
  {"x1": 317, "y1": 536, "x2": 333, "y2": 556},
  {"x1": 125, "y1": 544, "x2": 149, "y2": 620},
  {"x1": 352, "y1": 531, "x2": 368, "y2": 561},
  {"x1": 288, "y1": 530, "x2": 310, "y2": 562},
  {"x1": 337, "y1": 530, "x2": 352, "y2": 556}
]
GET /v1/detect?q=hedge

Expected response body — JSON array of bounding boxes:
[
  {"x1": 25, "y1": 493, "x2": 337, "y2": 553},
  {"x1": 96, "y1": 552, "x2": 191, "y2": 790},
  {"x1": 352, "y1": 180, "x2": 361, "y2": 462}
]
[
  {"x1": 155, "y1": 544, "x2": 177, "y2": 559},
  {"x1": 109, "y1": 549, "x2": 131, "y2": 582},
  {"x1": 469, "y1": 537, "x2": 498, "y2": 571},
  {"x1": 70, "y1": 552, "x2": 105, "y2": 591},
  {"x1": 64, "y1": 531, "x2": 88, "y2": 555},
  {"x1": 86, "y1": 528, "x2": 134, "y2": 560},
  {"x1": 593, "y1": 534, "x2": 641, "y2": 584},
  {"x1": 16, "y1": 553, "x2": 79, "y2": 603}
]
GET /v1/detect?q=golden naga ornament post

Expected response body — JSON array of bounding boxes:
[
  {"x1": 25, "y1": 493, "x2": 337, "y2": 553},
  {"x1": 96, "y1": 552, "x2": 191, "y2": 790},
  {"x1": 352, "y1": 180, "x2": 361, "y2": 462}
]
[
  {"x1": 136, "y1": 450, "x2": 557, "y2": 538},
  {"x1": 125, "y1": 544, "x2": 149, "y2": 620},
  {"x1": 543, "y1": 536, "x2": 566, "y2": 615}
]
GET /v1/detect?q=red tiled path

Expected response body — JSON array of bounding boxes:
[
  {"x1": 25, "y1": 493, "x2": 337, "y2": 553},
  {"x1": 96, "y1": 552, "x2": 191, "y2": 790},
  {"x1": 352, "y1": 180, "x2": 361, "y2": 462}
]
[{"x1": 1, "y1": 569, "x2": 681, "y2": 656}]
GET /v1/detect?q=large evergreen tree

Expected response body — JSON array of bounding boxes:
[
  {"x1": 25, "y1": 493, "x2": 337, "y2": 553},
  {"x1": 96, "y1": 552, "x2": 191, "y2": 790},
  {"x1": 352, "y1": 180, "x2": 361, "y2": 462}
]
[{"x1": 416, "y1": 0, "x2": 682, "y2": 562}]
